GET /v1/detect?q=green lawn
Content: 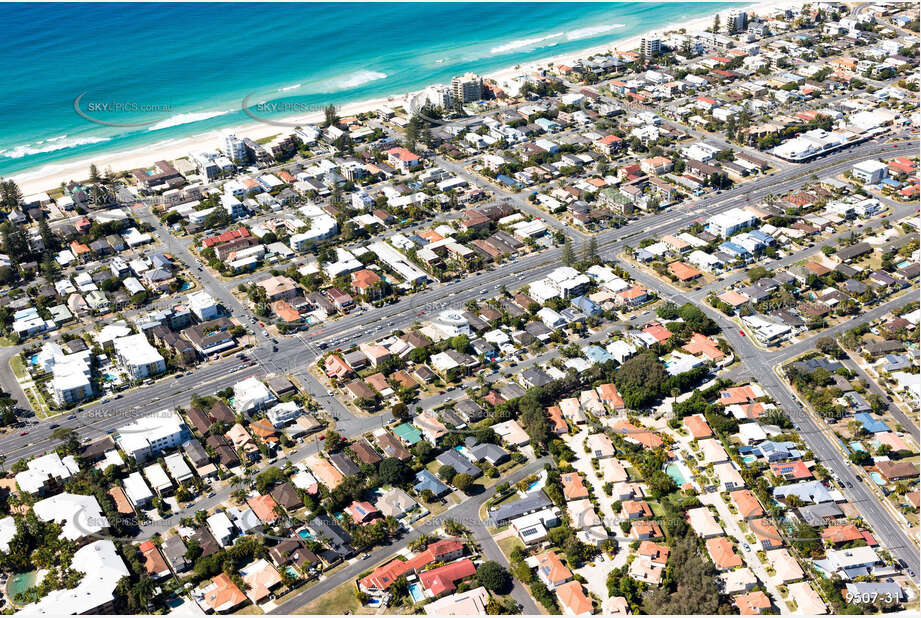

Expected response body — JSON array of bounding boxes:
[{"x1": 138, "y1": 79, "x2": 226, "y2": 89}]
[
  {"x1": 497, "y1": 536, "x2": 525, "y2": 560},
  {"x1": 293, "y1": 581, "x2": 367, "y2": 615},
  {"x1": 9, "y1": 355, "x2": 27, "y2": 379}
]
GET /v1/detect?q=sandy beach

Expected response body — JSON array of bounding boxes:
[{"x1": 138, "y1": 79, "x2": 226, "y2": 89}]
[{"x1": 12, "y1": 0, "x2": 802, "y2": 196}]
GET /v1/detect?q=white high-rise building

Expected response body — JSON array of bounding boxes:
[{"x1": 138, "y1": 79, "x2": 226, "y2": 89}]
[
  {"x1": 223, "y1": 133, "x2": 247, "y2": 164},
  {"x1": 727, "y1": 9, "x2": 748, "y2": 33},
  {"x1": 423, "y1": 84, "x2": 453, "y2": 109},
  {"x1": 451, "y1": 73, "x2": 483, "y2": 103},
  {"x1": 640, "y1": 35, "x2": 661, "y2": 57}
]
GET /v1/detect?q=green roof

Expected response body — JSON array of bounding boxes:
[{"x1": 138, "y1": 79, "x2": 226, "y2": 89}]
[{"x1": 393, "y1": 423, "x2": 423, "y2": 445}]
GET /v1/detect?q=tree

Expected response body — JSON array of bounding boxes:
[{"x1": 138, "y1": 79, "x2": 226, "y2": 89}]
[
  {"x1": 477, "y1": 561, "x2": 511, "y2": 593},
  {"x1": 561, "y1": 237, "x2": 575, "y2": 266},
  {"x1": 324, "y1": 430, "x2": 342, "y2": 452},
  {"x1": 89, "y1": 163, "x2": 99, "y2": 184},
  {"x1": 712, "y1": 13, "x2": 721, "y2": 33},
  {"x1": 391, "y1": 402, "x2": 409, "y2": 422},
  {"x1": 411, "y1": 440, "x2": 435, "y2": 464},
  {"x1": 324, "y1": 104, "x2": 339, "y2": 128},
  {"x1": 583, "y1": 235, "x2": 598, "y2": 264},
  {"x1": 438, "y1": 464, "x2": 456, "y2": 483},
  {"x1": 816, "y1": 336, "x2": 840, "y2": 357},
  {"x1": 378, "y1": 457, "x2": 410, "y2": 485},
  {"x1": 452, "y1": 473, "x2": 473, "y2": 492},
  {"x1": 38, "y1": 216, "x2": 58, "y2": 252}
]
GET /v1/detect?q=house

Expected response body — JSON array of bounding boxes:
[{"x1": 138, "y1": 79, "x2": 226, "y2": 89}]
[
  {"x1": 139, "y1": 541, "x2": 171, "y2": 579},
  {"x1": 346, "y1": 500, "x2": 381, "y2": 525},
  {"x1": 240, "y1": 559, "x2": 283, "y2": 604},
  {"x1": 707, "y1": 537, "x2": 743, "y2": 571},
  {"x1": 196, "y1": 573, "x2": 247, "y2": 613},
  {"x1": 556, "y1": 580, "x2": 594, "y2": 616},
  {"x1": 16, "y1": 540, "x2": 130, "y2": 615},
  {"x1": 490, "y1": 491, "x2": 552, "y2": 526},
  {"x1": 423, "y1": 587, "x2": 490, "y2": 615},
  {"x1": 874, "y1": 460, "x2": 919, "y2": 482},
  {"x1": 376, "y1": 487, "x2": 418, "y2": 519},
  {"x1": 414, "y1": 469, "x2": 451, "y2": 497},
  {"x1": 419, "y1": 559, "x2": 477, "y2": 596},
  {"x1": 732, "y1": 591, "x2": 771, "y2": 615},
  {"x1": 687, "y1": 507, "x2": 723, "y2": 538}
]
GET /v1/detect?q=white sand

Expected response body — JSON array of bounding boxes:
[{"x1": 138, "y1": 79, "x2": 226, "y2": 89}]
[{"x1": 12, "y1": 0, "x2": 805, "y2": 195}]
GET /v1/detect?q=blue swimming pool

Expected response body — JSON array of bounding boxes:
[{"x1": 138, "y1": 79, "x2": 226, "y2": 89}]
[
  {"x1": 297, "y1": 530, "x2": 314, "y2": 541},
  {"x1": 742, "y1": 455, "x2": 757, "y2": 464},
  {"x1": 870, "y1": 472, "x2": 885, "y2": 485},
  {"x1": 665, "y1": 463, "x2": 689, "y2": 486},
  {"x1": 408, "y1": 582, "x2": 424, "y2": 603},
  {"x1": 849, "y1": 442, "x2": 866, "y2": 452}
]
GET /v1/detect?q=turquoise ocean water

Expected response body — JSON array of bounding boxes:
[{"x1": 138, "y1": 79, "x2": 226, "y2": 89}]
[{"x1": 0, "y1": 2, "x2": 733, "y2": 178}]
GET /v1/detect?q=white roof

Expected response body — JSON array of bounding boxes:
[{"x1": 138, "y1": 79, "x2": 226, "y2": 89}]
[
  {"x1": 207, "y1": 511, "x2": 235, "y2": 544},
  {"x1": 113, "y1": 333, "x2": 164, "y2": 366},
  {"x1": 124, "y1": 471, "x2": 154, "y2": 505},
  {"x1": 33, "y1": 493, "x2": 105, "y2": 540},
  {"x1": 492, "y1": 420, "x2": 529, "y2": 445},
  {"x1": 0, "y1": 516, "x2": 16, "y2": 552},
  {"x1": 15, "y1": 452, "x2": 80, "y2": 494},
  {"x1": 687, "y1": 506, "x2": 723, "y2": 538},
  {"x1": 424, "y1": 586, "x2": 490, "y2": 615},
  {"x1": 16, "y1": 540, "x2": 129, "y2": 615},
  {"x1": 233, "y1": 376, "x2": 276, "y2": 413},
  {"x1": 144, "y1": 462, "x2": 174, "y2": 491},
  {"x1": 116, "y1": 409, "x2": 186, "y2": 456}
]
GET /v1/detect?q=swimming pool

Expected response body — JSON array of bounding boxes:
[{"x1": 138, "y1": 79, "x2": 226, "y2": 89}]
[
  {"x1": 297, "y1": 529, "x2": 314, "y2": 541},
  {"x1": 6, "y1": 571, "x2": 40, "y2": 603},
  {"x1": 741, "y1": 455, "x2": 757, "y2": 464},
  {"x1": 869, "y1": 472, "x2": 885, "y2": 485},
  {"x1": 849, "y1": 442, "x2": 866, "y2": 452},
  {"x1": 408, "y1": 582, "x2": 424, "y2": 603},
  {"x1": 665, "y1": 463, "x2": 689, "y2": 486}
]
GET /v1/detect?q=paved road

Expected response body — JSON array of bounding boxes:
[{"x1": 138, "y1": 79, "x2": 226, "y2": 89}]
[
  {"x1": 1, "y1": 140, "x2": 915, "y2": 462},
  {"x1": 838, "y1": 350, "x2": 919, "y2": 441},
  {"x1": 268, "y1": 459, "x2": 549, "y2": 615},
  {"x1": 618, "y1": 260, "x2": 921, "y2": 577}
]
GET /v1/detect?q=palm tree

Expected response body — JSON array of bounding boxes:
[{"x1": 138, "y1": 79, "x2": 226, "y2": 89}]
[{"x1": 133, "y1": 577, "x2": 156, "y2": 611}]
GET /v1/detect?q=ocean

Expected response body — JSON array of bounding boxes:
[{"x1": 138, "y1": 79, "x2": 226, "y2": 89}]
[{"x1": 0, "y1": 2, "x2": 733, "y2": 179}]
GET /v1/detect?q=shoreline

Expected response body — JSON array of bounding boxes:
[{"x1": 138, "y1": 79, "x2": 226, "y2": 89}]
[{"x1": 11, "y1": 0, "x2": 801, "y2": 196}]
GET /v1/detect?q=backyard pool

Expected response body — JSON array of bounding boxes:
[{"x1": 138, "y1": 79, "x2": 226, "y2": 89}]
[
  {"x1": 849, "y1": 442, "x2": 866, "y2": 452},
  {"x1": 6, "y1": 570, "x2": 42, "y2": 603},
  {"x1": 665, "y1": 463, "x2": 689, "y2": 486},
  {"x1": 741, "y1": 455, "x2": 757, "y2": 465},
  {"x1": 408, "y1": 582, "x2": 425, "y2": 603},
  {"x1": 297, "y1": 529, "x2": 314, "y2": 541},
  {"x1": 870, "y1": 472, "x2": 886, "y2": 485}
]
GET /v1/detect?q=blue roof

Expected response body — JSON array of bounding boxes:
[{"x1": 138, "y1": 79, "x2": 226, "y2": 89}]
[
  {"x1": 719, "y1": 241, "x2": 750, "y2": 256},
  {"x1": 414, "y1": 470, "x2": 450, "y2": 496},
  {"x1": 496, "y1": 174, "x2": 524, "y2": 188},
  {"x1": 854, "y1": 413, "x2": 889, "y2": 433},
  {"x1": 748, "y1": 230, "x2": 774, "y2": 244},
  {"x1": 584, "y1": 345, "x2": 613, "y2": 364},
  {"x1": 571, "y1": 295, "x2": 601, "y2": 316}
]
